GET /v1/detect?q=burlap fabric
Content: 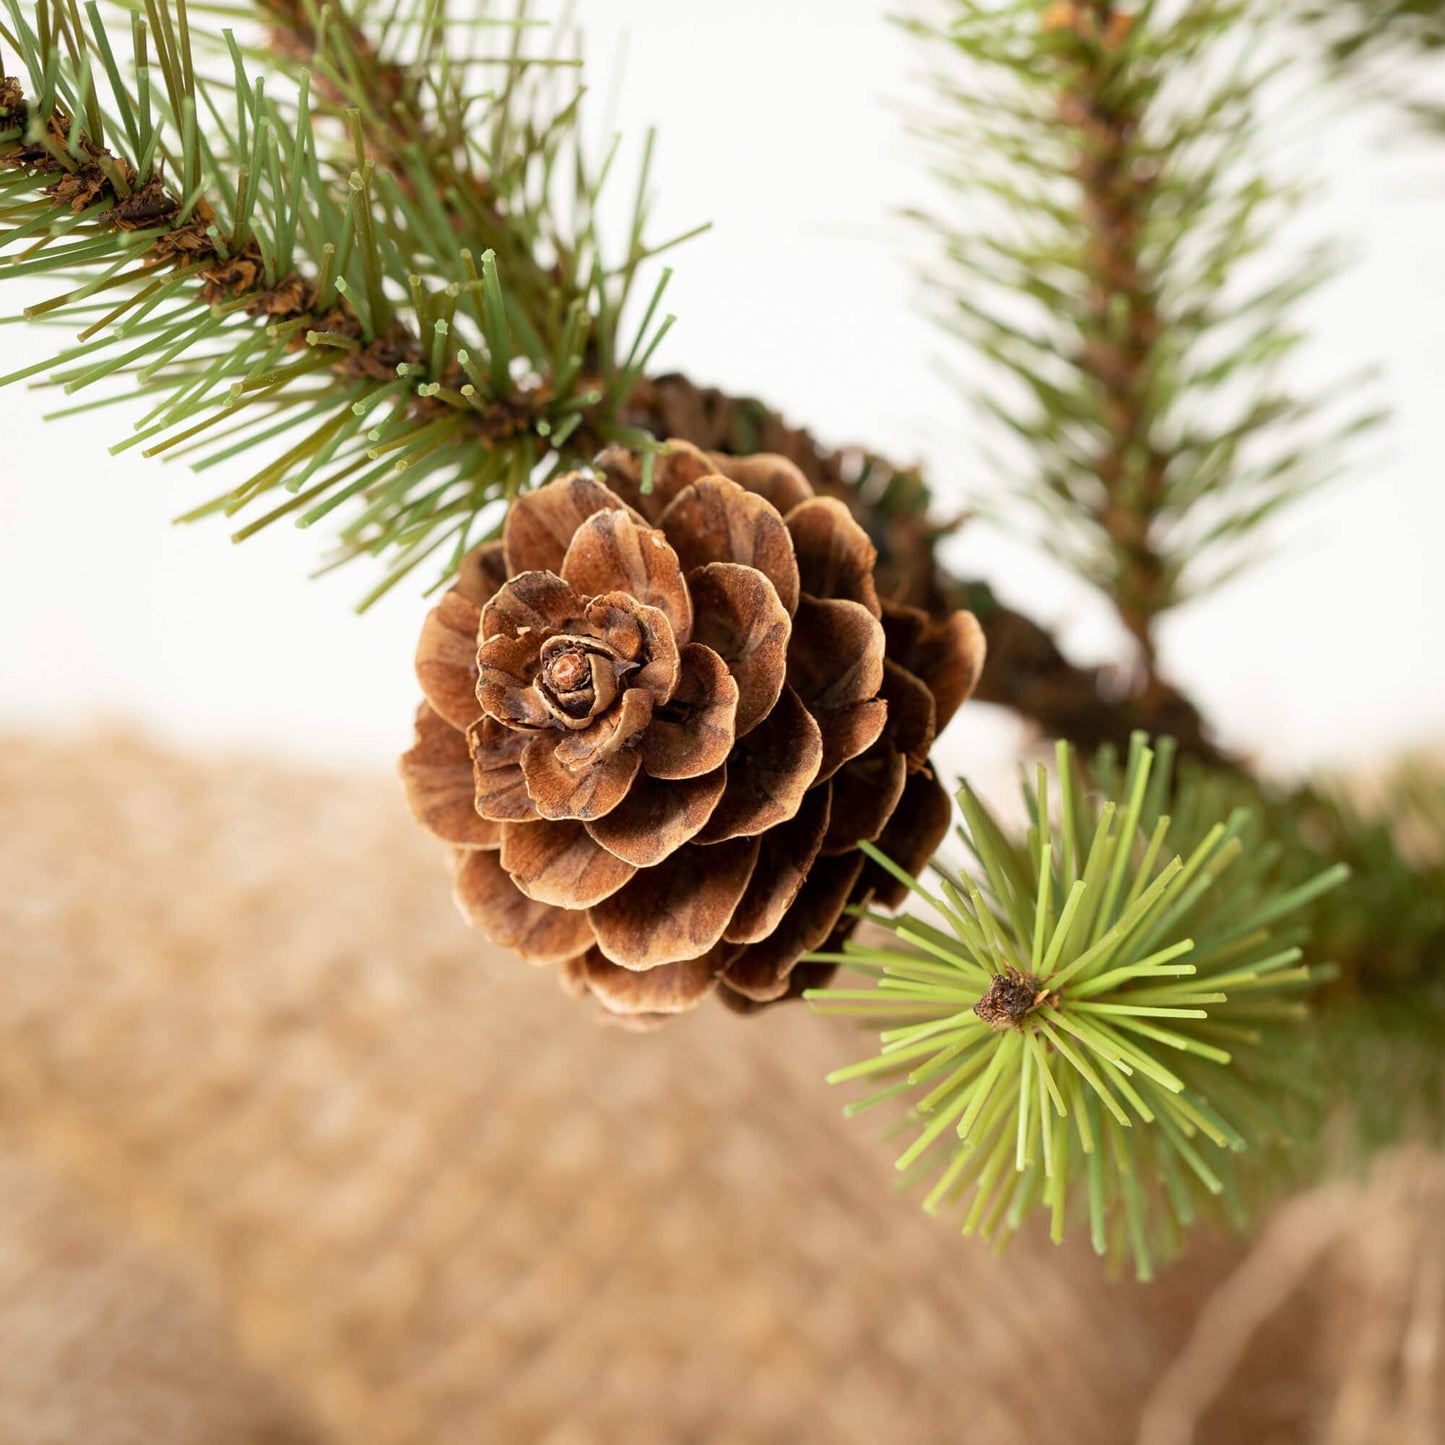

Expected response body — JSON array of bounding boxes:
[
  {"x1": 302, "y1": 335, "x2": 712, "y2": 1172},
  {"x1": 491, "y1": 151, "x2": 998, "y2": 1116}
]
[{"x1": 0, "y1": 731, "x2": 1439, "y2": 1444}]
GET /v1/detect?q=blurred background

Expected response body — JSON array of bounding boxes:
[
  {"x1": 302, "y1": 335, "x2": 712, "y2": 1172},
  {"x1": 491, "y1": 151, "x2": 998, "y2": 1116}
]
[{"x1": 1, "y1": 2, "x2": 1443, "y2": 1442}]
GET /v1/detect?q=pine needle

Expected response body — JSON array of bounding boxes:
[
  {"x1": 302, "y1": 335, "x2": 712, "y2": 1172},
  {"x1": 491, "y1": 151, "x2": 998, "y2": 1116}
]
[
  {"x1": 0, "y1": 0, "x2": 692, "y2": 603},
  {"x1": 807, "y1": 732, "x2": 1347, "y2": 1277}
]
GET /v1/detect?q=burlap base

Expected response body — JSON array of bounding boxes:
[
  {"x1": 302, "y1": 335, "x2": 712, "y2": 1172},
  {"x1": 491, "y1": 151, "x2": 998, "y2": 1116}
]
[{"x1": 0, "y1": 731, "x2": 1439, "y2": 1444}]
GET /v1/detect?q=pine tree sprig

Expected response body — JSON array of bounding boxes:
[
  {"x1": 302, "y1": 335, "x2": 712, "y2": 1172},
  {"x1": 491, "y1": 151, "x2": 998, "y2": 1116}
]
[
  {"x1": 0, "y1": 0, "x2": 690, "y2": 602},
  {"x1": 1299, "y1": 0, "x2": 1445, "y2": 126},
  {"x1": 1170, "y1": 754, "x2": 1445, "y2": 1151},
  {"x1": 807, "y1": 733, "x2": 1346, "y2": 1278},
  {"x1": 906, "y1": 0, "x2": 1381, "y2": 689}
]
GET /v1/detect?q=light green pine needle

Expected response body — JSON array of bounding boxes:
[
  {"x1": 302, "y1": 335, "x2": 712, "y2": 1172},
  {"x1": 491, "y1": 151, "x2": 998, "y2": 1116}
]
[{"x1": 807, "y1": 732, "x2": 1346, "y2": 1279}]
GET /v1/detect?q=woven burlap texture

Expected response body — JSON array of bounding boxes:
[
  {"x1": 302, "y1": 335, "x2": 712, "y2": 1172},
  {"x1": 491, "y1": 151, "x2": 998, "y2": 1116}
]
[{"x1": 0, "y1": 731, "x2": 1439, "y2": 1445}]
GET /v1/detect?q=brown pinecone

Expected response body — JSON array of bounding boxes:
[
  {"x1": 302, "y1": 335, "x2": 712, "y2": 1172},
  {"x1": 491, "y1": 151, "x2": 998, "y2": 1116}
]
[{"x1": 399, "y1": 440, "x2": 985, "y2": 1027}]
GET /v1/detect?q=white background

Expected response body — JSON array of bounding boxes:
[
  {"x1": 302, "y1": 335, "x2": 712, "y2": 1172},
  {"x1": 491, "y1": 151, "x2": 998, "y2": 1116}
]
[{"x1": 1, "y1": 0, "x2": 1442, "y2": 785}]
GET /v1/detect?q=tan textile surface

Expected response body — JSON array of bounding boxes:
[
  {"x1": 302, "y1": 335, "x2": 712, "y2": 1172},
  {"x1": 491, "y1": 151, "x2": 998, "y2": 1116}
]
[{"x1": 0, "y1": 731, "x2": 1440, "y2": 1444}]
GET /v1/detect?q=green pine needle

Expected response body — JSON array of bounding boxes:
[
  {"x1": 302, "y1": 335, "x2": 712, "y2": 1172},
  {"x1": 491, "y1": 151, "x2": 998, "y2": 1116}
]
[
  {"x1": 0, "y1": 0, "x2": 696, "y2": 603},
  {"x1": 1300, "y1": 0, "x2": 1445, "y2": 127},
  {"x1": 1167, "y1": 753, "x2": 1445, "y2": 1154},
  {"x1": 807, "y1": 733, "x2": 1347, "y2": 1279},
  {"x1": 904, "y1": 0, "x2": 1382, "y2": 656}
]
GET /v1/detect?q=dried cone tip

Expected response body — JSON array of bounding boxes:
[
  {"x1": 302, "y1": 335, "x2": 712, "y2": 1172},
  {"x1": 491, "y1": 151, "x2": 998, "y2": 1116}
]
[{"x1": 973, "y1": 967, "x2": 1047, "y2": 1030}]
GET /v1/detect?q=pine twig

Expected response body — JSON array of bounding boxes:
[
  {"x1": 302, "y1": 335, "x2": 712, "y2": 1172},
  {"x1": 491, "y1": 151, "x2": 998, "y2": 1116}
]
[
  {"x1": 809, "y1": 733, "x2": 1347, "y2": 1277},
  {"x1": 908, "y1": 0, "x2": 1380, "y2": 701},
  {"x1": 0, "y1": 0, "x2": 679, "y2": 602}
]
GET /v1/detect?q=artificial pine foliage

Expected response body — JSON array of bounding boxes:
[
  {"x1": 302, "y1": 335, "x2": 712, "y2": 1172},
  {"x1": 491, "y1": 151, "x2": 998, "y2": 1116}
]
[
  {"x1": 885, "y1": 0, "x2": 1441, "y2": 1181},
  {"x1": 3, "y1": 0, "x2": 1441, "y2": 1276},
  {"x1": 1301, "y1": 0, "x2": 1445, "y2": 125},
  {"x1": 905, "y1": 0, "x2": 1380, "y2": 696},
  {"x1": 0, "y1": 0, "x2": 693, "y2": 600},
  {"x1": 809, "y1": 734, "x2": 1347, "y2": 1277},
  {"x1": 1166, "y1": 755, "x2": 1445, "y2": 1148}
]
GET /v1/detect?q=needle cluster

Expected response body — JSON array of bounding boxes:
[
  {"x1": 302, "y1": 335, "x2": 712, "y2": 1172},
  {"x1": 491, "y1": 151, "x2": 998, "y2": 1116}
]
[
  {"x1": 809, "y1": 734, "x2": 1347, "y2": 1277},
  {"x1": 1, "y1": 0, "x2": 692, "y2": 602}
]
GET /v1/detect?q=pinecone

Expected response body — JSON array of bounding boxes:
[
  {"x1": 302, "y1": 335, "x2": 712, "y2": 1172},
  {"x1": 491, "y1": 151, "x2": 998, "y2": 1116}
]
[{"x1": 399, "y1": 441, "x2": 985, "y2": 1027}]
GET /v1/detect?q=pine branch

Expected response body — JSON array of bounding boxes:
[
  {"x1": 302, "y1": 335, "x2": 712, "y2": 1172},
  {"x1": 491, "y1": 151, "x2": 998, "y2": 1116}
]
[
  {"x1": 251, "y1": 0, "x2": 615, "y2": 343},
  {"x1": 0, "y1": 0, "x2": 684, "y2": 602},
  {"x1": 1170, "y1": 755, "x2": 1445, "y2": 1147},
  {"x1": 1299, "y1": 0, "x2": 1445, "y2": 126},
  {"x1": 907, "y1": 0, "x2": 1380, "y2": 699},
  {"x1": 810, "y1": 733, "x2": 1346, "y2": 1277}
]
